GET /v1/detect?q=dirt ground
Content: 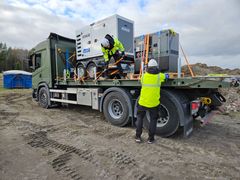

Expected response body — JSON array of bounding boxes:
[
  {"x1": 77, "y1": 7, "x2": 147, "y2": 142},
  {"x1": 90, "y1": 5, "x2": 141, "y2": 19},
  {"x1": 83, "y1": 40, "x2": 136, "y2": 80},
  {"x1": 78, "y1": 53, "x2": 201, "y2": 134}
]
[{"x1": 0, "y1": 89, "x2": 240, "y2": 180}]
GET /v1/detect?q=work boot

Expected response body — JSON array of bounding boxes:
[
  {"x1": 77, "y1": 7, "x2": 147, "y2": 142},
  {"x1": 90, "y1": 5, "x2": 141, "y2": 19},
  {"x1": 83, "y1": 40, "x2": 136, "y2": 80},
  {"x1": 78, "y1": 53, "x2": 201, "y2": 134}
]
[
  {"x1": 135, "y1": 136, "x2": 142, "y2": 143},
  {"x1": 147, "y1": 138, "x2": 155, "y2": 144}
]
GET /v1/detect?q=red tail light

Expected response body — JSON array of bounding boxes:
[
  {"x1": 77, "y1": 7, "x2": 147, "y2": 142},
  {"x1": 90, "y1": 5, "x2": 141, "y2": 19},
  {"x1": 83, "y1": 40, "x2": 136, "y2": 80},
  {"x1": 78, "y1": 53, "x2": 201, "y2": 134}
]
[
  {"x1": 191, "y1": 102, "x2": 200, "y2": 110},
  {"x1": 191, "y1": 100, "x2": 200, "y2": 115}
]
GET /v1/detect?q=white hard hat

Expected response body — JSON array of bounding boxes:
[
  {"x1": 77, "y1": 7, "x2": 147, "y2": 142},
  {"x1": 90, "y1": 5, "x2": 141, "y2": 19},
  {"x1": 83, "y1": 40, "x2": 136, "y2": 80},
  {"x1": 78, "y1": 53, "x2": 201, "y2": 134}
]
[
  {"x1": 148, "y1": 59, "x2": 158, "y2": 67},
  {"x1": 101, "y1": 38, "x2": 110, "y2": 48}
]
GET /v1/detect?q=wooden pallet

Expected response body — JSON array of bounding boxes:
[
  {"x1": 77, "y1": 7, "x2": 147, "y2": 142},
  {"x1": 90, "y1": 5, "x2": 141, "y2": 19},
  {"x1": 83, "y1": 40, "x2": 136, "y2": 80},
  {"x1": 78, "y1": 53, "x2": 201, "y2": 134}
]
[
  {"x1": 129, "y1": 73, "x2": 140, "y2": 80},
  {"x1": 168, "y1": 73, "x2": 184, "y2": 78}
]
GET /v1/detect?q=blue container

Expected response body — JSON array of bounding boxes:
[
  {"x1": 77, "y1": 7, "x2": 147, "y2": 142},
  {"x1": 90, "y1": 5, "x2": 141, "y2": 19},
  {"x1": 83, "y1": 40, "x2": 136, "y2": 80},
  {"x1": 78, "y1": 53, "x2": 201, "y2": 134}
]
[{"x1": 3, "y1": 70, "x2": 32, "y2": 89}]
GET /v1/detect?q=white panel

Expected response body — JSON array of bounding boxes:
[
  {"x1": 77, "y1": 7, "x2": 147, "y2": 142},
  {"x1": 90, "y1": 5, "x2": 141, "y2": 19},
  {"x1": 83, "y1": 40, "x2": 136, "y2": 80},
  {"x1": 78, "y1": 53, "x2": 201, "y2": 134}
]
[
  {"x1": 91, "y1": 16, "x2": 118, "y2": 58},
  {"x1": 77, "y1": 89, "x2": 92, "y2": 106},
  {"x1": 91, "y1": 88, "x2": 99, "y2": 110},
  {"x1": 76, "y1": 15, "x2": 132, "y2": 60}
]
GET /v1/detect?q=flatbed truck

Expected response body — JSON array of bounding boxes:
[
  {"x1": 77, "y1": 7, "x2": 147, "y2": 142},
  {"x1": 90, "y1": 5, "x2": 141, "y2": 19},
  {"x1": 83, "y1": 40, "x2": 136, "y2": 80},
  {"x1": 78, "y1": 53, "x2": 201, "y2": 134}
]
[{"x1": 29, "y1": 18, "x2": 239, "y2": 138}]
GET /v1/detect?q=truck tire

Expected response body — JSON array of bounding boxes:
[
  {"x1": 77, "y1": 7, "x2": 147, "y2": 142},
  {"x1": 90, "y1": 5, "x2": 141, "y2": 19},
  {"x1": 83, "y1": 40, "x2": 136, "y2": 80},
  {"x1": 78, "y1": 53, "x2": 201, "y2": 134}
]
[
  {"x1": 143, "y1": 90, "x2": 185, "y2": 137},
  {"x1": 103, "y1": 92, "x2": 130, "y2": 127},
  {"x1": 38, "y1": 87, "x2": 49, "y2": 109},
  {"x1": 76, "y1": 63, "x2": 86, "y2": 78},
  {"x1": 86, "y1": 62, "x2": 97, "y2": 79}
]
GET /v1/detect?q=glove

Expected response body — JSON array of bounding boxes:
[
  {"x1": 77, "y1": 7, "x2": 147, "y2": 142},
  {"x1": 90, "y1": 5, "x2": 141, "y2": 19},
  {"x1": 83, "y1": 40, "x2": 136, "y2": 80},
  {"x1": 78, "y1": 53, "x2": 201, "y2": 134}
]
[
  {"x1": 165, "y1": 73, "x2": 169, "y2": 79},
  {"x1": 100, "y1": 61, "x2": 106, "y2": 66},
  {"x1": 101, "y1": 61, "x2": 108, "y2": 69},
  {"x1": 121, "y1": 51, "x2": 125, "y2": 57}
]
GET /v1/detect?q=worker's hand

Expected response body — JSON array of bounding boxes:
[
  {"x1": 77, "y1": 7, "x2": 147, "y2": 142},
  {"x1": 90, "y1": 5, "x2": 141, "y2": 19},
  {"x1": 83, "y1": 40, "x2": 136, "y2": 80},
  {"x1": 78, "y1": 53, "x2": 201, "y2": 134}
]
[
  {"x1": 165, "y1": 73, "x2": 169, "y2": 79},
  {"x1": 121, "y1": 51, "x2": 125, "y2": 57},
  {"x1": 103, "y1": 61, "x2": 109, "y2": 70},
  {"x1": 100, "y1": 61, "x2": 107, "y2": 67}
]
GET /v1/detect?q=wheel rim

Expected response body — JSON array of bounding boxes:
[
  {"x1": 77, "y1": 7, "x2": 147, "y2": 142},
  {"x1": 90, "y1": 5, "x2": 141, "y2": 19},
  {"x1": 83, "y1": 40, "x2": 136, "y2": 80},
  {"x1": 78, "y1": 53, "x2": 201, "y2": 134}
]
[
  {"x1": 40, "y1": 92, "x2": 47, "y2": 105},
  {"x1": 87, "y1": 64, "x2": 96, "y2": 79},
  {"x1": 77, "y1": 66, "x2": 85, "y2": 78},
  {"x1": 157, "y1": 104, "x2": 170, "y2": 127},
  {"x1": 108, "y1": 99, "x2": 123, "y2": 119},
  {"x1": 146, "y1": 104, "x2": 170, "y2": 127}
]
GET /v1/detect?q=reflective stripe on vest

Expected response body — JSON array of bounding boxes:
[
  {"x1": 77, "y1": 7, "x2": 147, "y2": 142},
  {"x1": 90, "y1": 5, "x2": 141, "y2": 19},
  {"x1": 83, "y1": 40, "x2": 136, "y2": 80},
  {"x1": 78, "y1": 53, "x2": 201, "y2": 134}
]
[{"x1": 142, "y1": 74, "x2": 160, "y2": 87}]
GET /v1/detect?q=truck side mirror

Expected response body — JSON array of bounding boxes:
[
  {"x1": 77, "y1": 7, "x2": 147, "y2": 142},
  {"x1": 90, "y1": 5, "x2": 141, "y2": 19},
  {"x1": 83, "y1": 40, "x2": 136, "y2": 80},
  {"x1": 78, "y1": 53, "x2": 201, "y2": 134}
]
[
  {"x1": 28, "y1": 58, "x2": 33, "y2": 69},
  {"x1": 28, "y1": 55, "x2": 35, "y2": 70}
]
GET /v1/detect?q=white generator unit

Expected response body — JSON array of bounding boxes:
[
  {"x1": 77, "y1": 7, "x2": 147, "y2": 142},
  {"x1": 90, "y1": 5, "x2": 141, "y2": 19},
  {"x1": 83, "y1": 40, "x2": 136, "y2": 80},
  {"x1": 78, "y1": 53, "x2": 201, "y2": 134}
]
[{"x1": 76, "y1": 14, "x2": 134, "y2": 61}]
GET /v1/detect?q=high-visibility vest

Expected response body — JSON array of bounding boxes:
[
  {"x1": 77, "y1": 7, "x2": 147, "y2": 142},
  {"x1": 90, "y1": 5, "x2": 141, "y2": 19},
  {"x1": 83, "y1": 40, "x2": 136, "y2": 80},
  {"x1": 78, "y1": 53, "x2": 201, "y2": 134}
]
[
  {"x1": 138, "y1": 72, "x2": 166, "y2": 108},
  {"x1": 101, "y1": 38, "x2": 124, "y2": 62}
]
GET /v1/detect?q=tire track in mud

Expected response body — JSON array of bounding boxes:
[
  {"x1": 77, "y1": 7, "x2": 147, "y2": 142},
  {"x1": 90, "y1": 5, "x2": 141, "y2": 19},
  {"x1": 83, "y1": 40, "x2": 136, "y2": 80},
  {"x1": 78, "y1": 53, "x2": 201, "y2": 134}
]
[
  {"x1": 3, "y1": 91, "x2": 239, "y2": 179},
  {"x1": 96, "y1": 149, "x2": 154, "y2": 180},
  {"x1": 126, "y1": 132, "x2": 240, "y2": 179},
  {"x1": 0, "y1": 112, "x2": 56, "y2": 133},
  {"x1": 16, "y1": 120, "x2": 55, "y2": 133},
  {"x1": 112, "y1": 135, "x2": 220, "y2": 177},
  {"x1": 27, "y1": 131, "x2": 154, "y2": 180},
  {"x1": 28, "y1": 132, "x2": 93, "y2": 162},
  {"x1": 0, "y1": 110, "x2": 20, "y2": 128},
  {"x1": 1, "y1": 92, "x2": 34, "y2": 112},
  {"x1": 27, "y1": 131, "x2": 96, "y2": 179},
  {"x1": 20, "y1": 117, "x2": 239, "y2": 180},
  {"x1": 179, "y1": 161, "x2": 239, "y2": 179},
  {"x1": 51, "y1": 153, "x2": 83, "y2": 180},
  {"x1": 4, "y1": 93, "x2": 28, "y2": 103}
]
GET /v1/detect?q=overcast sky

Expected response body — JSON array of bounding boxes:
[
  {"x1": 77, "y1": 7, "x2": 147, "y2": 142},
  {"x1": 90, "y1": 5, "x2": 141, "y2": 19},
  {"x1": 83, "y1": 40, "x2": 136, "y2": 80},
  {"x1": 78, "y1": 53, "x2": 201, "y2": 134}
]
[{"x1": 0, "y1": 0, "x2": 240, "y2": 69}]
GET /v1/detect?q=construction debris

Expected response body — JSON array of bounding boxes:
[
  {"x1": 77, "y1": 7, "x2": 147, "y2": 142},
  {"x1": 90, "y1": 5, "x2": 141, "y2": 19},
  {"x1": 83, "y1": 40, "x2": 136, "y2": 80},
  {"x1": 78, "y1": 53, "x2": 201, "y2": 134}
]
[
  {"x1": 182, "y1": 63, "x2": 240, "y2": 113},
  {"x1": 220, "y1": 88, "x2": 240, "y2": 113}
]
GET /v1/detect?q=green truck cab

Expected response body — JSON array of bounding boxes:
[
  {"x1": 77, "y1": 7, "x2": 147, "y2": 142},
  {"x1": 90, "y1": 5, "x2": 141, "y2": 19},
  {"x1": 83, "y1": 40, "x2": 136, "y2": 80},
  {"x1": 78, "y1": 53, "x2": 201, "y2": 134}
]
[{"x1": 29, "y1": 33, "x2": 76, "y2": 102}]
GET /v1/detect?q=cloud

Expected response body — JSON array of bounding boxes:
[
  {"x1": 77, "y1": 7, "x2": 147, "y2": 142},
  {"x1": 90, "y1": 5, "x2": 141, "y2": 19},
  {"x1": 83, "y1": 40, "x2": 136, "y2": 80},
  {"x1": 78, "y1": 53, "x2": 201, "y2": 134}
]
[
  {"x1": 0, "y1": 0, "x2": 84, "y2": 49},
  {"x1": 0, "y1": 0, "x2": 239, "y2": 69}
]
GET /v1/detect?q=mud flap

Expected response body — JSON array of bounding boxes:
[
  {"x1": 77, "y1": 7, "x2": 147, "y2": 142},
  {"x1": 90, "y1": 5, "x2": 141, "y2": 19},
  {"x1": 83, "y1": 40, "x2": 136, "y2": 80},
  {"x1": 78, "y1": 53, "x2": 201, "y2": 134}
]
[
  {"x1": 183, "y1": 117, "x2": 193, "y2": 137},
  {"x1": 181, "y1": 102, "x2": 193, "y2": 138}
]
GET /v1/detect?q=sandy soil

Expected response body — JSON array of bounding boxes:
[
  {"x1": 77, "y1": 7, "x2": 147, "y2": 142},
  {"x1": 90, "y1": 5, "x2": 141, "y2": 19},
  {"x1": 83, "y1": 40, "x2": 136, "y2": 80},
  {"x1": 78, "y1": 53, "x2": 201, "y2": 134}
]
[{"x1": 0, "y1": 89, "x2": 240, "y2": 180}]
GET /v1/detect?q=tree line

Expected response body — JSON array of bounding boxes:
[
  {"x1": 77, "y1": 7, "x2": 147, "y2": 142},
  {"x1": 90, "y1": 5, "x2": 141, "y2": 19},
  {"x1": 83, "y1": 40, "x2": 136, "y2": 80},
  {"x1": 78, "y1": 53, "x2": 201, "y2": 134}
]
[{"x1": 0, "y1": 42, "x2": 29, "y2": 72}]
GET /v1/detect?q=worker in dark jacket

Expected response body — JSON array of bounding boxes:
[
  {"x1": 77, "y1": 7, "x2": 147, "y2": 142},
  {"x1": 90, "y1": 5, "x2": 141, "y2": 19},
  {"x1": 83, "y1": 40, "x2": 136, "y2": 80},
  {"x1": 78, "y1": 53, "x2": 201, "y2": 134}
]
[
  {"x1": 135, "y1": 59, "x2": 168, "y2": 144},
  {"x1": 100, "y1": 34, "x2": 125, "y2": 76}
]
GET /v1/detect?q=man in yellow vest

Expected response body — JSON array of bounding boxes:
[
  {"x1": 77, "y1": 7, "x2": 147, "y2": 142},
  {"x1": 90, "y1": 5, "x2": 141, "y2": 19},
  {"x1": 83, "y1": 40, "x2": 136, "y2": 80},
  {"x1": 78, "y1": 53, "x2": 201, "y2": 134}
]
[
  {"x1": 101, "y1": 34, "x2": 125, "y2": 77},
  {"x1": 135, "y1": 59, "x2": 168, "y2": 144}
]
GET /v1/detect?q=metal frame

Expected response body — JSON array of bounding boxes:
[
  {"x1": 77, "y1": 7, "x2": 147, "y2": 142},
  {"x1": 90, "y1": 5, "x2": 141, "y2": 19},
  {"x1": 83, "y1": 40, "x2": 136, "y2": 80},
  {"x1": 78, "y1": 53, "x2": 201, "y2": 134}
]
[{"x1": 56, "y1": 76, "x2": 237, "y2": 89}]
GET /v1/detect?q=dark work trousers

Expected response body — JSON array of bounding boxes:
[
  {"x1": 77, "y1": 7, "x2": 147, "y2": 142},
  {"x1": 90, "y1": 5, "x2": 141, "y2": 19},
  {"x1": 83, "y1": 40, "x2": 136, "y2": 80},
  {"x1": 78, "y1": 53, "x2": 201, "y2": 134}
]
[
  {"x1": 109, "y1": 51, "x2": 124, "y2": 75},
  {"x1": 136, "y1": 104, "x2": 159, "y2": 140}
]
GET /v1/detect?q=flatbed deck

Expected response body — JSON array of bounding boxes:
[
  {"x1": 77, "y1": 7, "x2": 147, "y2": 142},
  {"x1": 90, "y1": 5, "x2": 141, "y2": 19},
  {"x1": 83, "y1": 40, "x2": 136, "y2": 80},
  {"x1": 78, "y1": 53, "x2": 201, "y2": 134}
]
[{"x1": 57, "y1": 76, "x2": 238, "y2": 89}]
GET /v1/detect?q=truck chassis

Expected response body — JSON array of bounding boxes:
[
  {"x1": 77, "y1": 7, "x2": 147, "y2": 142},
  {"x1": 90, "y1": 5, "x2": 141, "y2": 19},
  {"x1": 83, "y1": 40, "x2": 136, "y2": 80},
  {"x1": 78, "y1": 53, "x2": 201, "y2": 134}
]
[
  {"x1": 30, "y1": 33, "x2": 239, "y2": 137},
  {"x1": 33, "y1": 76, "x2": 237, "y2": 137}
]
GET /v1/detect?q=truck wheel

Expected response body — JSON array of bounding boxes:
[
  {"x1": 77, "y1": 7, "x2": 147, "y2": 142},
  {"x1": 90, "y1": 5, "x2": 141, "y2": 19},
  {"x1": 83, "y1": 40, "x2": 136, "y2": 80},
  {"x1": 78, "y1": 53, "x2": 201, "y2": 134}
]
[
  {"x1": 103, "y1": 92, "x2": 130, "y2": 127},
  {"x1": 76, "y1": 63, "x2": 86, "y2": 78},
  {"x1": 38, "y1": 87, "x2": 49, "y2": 108},
  {"x1": 144, "y1": 90, "x2": 184, "y2": 137},
  {"x1": 86, "y1": 63, "x2": 97, "y2": 79}
]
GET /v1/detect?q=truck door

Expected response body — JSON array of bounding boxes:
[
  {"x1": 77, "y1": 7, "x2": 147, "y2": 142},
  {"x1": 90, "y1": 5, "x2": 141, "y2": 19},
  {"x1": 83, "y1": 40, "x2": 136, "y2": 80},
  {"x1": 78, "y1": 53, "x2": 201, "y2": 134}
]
[
  {"x1": 30, "y1": 53, "x2": 42, "y2": 89},
  {"x1": 30, "y1": 49, "x2": 50, "y2": 89}
]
